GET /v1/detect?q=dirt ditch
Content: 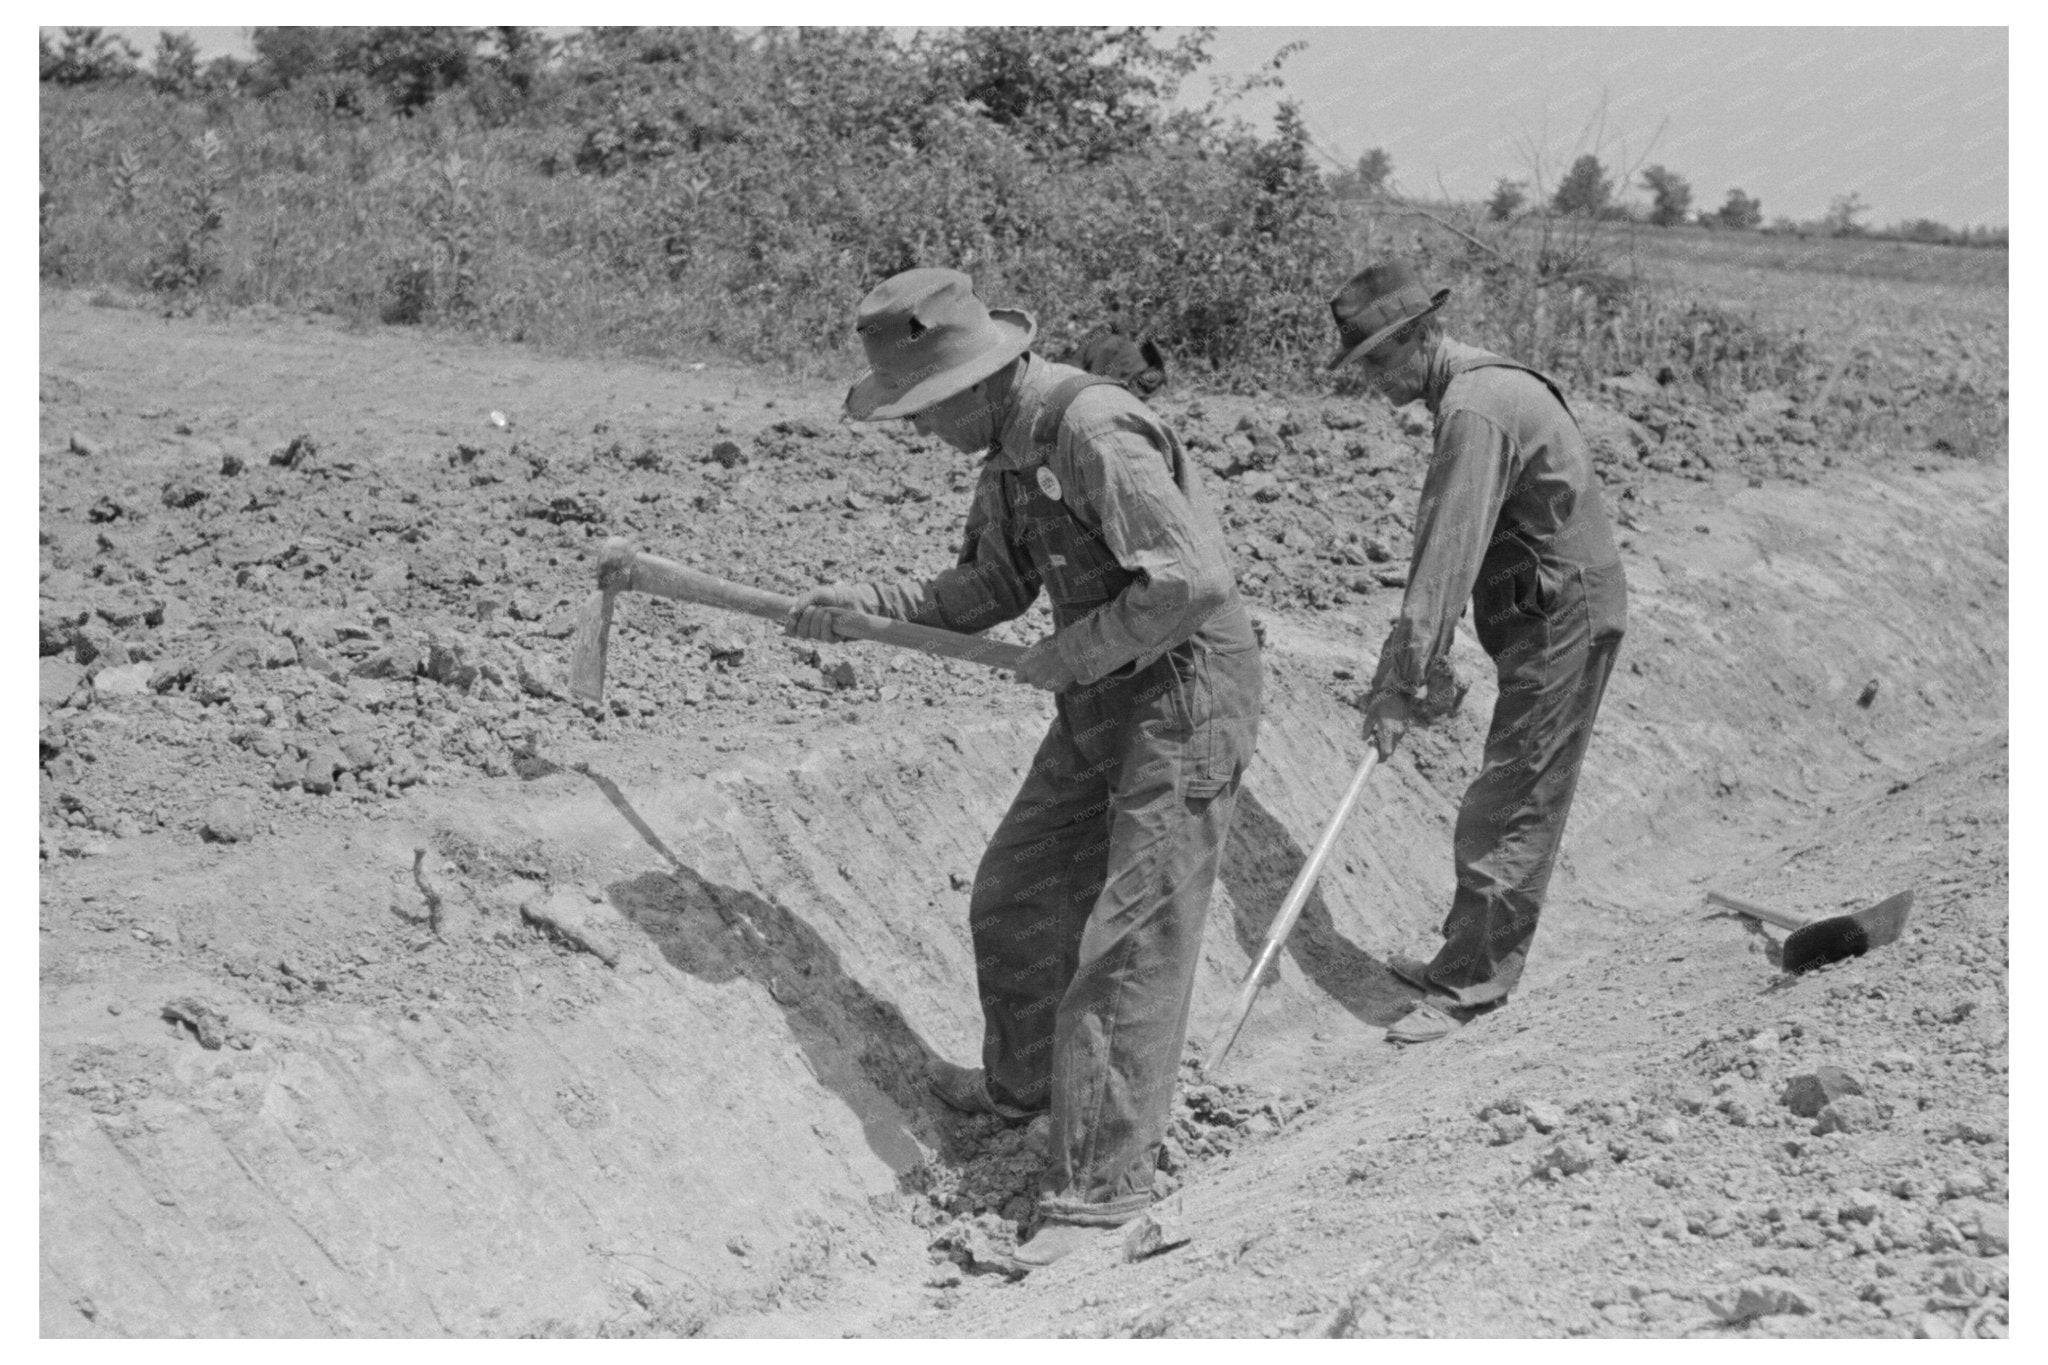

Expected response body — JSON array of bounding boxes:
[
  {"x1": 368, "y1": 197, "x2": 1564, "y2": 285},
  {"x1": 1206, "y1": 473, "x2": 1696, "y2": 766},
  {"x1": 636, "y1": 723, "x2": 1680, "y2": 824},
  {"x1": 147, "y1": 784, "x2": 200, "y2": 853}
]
[{"x1": 38, "y1": 292, "x2": 2006, "y2": 1337}]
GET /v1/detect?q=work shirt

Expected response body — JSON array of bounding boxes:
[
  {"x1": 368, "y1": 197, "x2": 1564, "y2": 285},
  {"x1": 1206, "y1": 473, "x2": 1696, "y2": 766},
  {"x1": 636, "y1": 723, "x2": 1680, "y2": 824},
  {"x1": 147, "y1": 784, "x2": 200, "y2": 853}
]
[
  {"x1": 1374, "y1": 340, "x2": 1627, "y2": 697},
  {"x1": 869, "y1": 354, "x2": 1254, "y2": 684}
]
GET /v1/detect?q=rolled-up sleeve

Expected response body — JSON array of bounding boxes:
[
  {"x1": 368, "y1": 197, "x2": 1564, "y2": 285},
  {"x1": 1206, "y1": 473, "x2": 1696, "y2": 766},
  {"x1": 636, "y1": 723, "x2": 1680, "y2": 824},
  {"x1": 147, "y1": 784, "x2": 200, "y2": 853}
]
[
  {"x1": 1051, "y1": 407, "x2": 1233, "y2": 683},
  {"x1": 867, "y1": 469, "x2": 1041, "y2": 632},
  {"x1": 1373, "y1": 409, "x2": 1515, "y2": 695}
]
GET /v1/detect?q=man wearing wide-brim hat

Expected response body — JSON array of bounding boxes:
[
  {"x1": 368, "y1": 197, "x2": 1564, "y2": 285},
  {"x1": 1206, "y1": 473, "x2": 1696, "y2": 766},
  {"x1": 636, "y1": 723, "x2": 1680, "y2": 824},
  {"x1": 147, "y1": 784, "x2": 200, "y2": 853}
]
[
  {"x1": 788, "y1": 267, "x2": 1262, "y2": 1269},
  {"x1": 1327, "y1": 261, "x2": 1628, "y2": 1044}
]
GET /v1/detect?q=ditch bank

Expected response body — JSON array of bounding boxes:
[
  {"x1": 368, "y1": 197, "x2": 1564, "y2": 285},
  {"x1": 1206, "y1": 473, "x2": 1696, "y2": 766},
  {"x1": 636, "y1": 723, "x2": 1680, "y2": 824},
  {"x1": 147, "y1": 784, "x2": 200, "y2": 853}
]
[{"x1": 39, "y1": 297, "x2": 2005, "y2": 1337}]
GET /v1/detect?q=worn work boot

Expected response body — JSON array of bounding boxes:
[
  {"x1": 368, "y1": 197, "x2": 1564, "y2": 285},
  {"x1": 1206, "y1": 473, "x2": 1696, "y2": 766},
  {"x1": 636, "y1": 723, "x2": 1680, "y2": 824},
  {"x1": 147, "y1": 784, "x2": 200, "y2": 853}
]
[
  {"x1": 927, "y1": 1060, "x2": 1039, "y2": 1122},
  {"x1": 1384, "y1": 998, "x2": 1501, "y2": 1045},
  {"x1": 1002, "y1": 1221, "x2": 1107, "y2": 1274},
  {"x1": 1387, "y1": 953, "x2": 1438, "y2": 992}
]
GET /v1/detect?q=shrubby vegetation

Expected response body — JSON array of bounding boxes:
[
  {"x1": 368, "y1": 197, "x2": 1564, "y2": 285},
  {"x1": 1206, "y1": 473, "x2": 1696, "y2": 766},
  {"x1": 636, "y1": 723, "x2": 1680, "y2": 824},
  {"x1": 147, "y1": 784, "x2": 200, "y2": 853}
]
[{"x1": 37, "y1": 25, "x2": 2003, "y2": 397}]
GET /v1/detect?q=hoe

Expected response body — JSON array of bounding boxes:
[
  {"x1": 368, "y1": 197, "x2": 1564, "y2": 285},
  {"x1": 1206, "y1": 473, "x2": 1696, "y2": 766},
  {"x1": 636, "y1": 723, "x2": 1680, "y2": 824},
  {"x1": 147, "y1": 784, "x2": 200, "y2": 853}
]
[{"x1": 569, "y1": 536, "x2": 1026, "y2": 703}]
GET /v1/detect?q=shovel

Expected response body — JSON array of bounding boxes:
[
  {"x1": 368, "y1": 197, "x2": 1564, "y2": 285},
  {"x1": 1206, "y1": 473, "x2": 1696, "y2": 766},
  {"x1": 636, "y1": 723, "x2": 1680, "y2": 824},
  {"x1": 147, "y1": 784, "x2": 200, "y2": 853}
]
[{"x1": 1705, "y1": 889, "x2": 1915, "y2": 974}]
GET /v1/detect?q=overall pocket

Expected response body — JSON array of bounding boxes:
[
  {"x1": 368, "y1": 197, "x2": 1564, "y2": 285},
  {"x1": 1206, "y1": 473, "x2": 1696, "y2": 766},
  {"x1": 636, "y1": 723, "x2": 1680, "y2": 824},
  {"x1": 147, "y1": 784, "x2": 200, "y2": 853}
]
[{"x1": 1164, "y1": 640, "x2": 1261, "y2": 791}]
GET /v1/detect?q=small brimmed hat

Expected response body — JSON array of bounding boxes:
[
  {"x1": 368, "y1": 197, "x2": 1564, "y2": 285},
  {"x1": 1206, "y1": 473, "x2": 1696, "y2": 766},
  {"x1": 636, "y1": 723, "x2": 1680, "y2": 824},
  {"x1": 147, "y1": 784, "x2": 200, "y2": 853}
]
[
  {"x1": 845, "y1": 268, "x2": 1036, "y2": 420},
  {"x1": 1325, "y1": 262, "x2": 1450, "y2": 370}
]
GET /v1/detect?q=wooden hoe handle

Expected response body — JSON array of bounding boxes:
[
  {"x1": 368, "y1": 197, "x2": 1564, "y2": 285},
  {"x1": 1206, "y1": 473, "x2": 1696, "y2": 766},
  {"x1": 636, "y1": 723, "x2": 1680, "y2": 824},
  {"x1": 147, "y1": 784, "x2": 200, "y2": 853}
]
[
  {"x1": 1202, "y1": 749, "x2": 1381, "y2": 1078},
  {"x1": 1704, "y1": 890, "x2": 1809, "y2": 932},
  {"x1": 570, "y1": 537, "x2": 1026, "y2": 703}
]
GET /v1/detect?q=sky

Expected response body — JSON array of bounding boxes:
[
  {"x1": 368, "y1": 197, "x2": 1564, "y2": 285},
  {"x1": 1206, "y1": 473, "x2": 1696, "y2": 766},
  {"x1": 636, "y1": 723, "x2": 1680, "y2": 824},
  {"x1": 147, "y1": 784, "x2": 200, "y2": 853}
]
[
  {"x1": 83, "y1": 23, "x2": 2008, "y2": 227},
  {"x1": 1189, "y1": 27, "x2": 2008, "y2": 229}
]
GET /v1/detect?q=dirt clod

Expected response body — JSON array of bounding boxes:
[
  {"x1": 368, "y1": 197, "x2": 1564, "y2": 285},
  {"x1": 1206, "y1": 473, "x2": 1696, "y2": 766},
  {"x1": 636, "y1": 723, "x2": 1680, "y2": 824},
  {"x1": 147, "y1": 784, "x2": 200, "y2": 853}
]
[
  {"x1": 1781, "y1": 1066, "x2": 1865, "y2": 1117},
  {"x1": 1533, "y1": 1136, "x2": 1600, "y2": 1179},
  {"x1": 161, "y1": 996, "x2": 236, "y2": 1050},
  {"x1": 1487, "y1": 1113, "x2": 1530, "y2": 1145},
  {"x1": 1814, "y1": 1095, "x2": 1883, "y2": 1135},
  {"x1": 199, "y1": 797, "x2": 256, "y2": 844},
  {"x1": 1120, "y1": 1206, "x2": 1192, "y2": 1262},
  {"x1": 1707, "y1": 1277, "x2": 1816, "y2": 1323}
]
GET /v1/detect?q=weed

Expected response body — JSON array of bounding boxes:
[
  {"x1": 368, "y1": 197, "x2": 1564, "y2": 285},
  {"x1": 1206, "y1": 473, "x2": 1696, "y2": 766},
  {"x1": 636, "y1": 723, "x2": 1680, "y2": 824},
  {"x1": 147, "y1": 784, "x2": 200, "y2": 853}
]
[
  {"x1": 379, "y1": 259, "x2": 433, "y2": 325},
  {"x1": 35, "y1": 34, "x2": 2003, "y2": 444},
  {"x1": 108, "y1": 146, "x2": 150, "y2": 215},
  {"x1": 380, "y1": 151, "x2": 478, "y2": 324},
  {"x1": 144, "y1": 129, "x2": 226, "y2": 298},
  {"x1": 39, "y1": 148, "x2": 66, "y2": 279},
  {"x1": 423, "y1": 151, "x2": 478, "y2": 317}
]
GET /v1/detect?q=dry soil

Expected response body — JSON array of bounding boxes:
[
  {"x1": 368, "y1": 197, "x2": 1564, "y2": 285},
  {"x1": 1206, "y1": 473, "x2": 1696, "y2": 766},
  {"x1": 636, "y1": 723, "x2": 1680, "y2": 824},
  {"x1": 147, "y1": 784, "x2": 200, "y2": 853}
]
[{"x1": 37, "y1": 290, "x2": 2007, "y2": 1338}]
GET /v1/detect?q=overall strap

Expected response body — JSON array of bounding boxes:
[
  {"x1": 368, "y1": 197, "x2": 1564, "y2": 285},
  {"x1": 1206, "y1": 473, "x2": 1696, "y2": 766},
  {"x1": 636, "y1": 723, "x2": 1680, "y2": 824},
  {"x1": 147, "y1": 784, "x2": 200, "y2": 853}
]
[
  {"x1": 1450, "y1": 356, "x2": 1576, "y2": 422},
  {"x1": 1029, "y1": 374, "x2": 1126, "y2": 455}
]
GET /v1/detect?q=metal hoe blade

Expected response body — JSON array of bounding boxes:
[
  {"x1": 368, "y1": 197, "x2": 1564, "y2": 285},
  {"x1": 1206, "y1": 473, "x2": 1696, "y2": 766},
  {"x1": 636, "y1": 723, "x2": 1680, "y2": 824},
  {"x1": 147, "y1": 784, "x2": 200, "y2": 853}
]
[{"x1": 568, "y1": 588, "x2": 615, "y2": 703}]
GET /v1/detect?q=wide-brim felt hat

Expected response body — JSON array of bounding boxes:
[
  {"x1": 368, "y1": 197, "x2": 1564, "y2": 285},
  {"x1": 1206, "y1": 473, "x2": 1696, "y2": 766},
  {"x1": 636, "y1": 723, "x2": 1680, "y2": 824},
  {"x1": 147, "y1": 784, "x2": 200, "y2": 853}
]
[
  {"x1": 845, "y1": 268, "x2": 1037, "y2": 420},
  {"x1": 1325, "y1": 262, "x2": 1450, "y2": 370}
]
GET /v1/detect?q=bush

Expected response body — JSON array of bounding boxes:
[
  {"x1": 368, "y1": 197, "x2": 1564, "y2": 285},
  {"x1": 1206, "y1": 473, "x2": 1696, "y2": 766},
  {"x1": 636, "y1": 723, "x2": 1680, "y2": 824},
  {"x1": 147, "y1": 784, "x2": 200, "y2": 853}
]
[
  {"x1": 1486, "y1": 178, "x2": 1527, "y2": 222},
  {"x1": 149, "y1": 31, "x2": 202, "y2": 98},
  {"x1": 40, "y1": 27, "x2": 139, "y2": 86},
  {"x1": 1335, "y1": 197, "x2": 1814, "y2": 402},
  {"x1": 1550, "y1": 154, "x2": 1612, "y2": 218},
  {"x1": 1639, "y1": 165, "x2": 1692, "y2": 228},
  {"x1": 1709, "y1": 188, "x2": 1763, "y2": 231},
  {"x1": 1823, "y1": 192, "x2": 1870, "y2": 237},
  {"x1": 38, "y1": 26, "x2": 1347, "y2": 387}
]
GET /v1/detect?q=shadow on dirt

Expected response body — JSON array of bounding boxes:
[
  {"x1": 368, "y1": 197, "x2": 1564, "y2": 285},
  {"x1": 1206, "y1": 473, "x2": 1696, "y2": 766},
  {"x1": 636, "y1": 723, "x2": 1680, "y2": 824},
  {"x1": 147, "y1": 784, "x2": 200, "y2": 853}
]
[
  {"x1": 578, "y1": 766, "x2": 958, "y2": 1177},
  {"x1": 1221, "y1": 789, "x2": 1414, "y2": 1027}
]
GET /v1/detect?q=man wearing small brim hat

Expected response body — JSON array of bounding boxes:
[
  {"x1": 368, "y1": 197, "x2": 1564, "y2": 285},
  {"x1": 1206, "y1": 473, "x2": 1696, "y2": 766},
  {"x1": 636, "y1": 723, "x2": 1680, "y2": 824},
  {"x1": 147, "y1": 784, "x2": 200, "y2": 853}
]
[
  {"x1": 1327, "y1": 261, "x2": 1628, "y2": 1043},
  {"x1": 789, "y1": 267, "x2": 1262, "y2": 1268}
]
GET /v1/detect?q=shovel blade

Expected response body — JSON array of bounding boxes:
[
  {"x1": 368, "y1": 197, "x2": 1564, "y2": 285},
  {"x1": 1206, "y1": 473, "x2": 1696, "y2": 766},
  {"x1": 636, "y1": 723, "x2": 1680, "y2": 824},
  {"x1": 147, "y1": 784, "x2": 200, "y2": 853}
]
[
  {"x1": 1850, "y1": 890, "x2": 1915, "y2": 948},
  {"x1": 1781, "y1": 890, "x2": 1914, "y2": 974}
]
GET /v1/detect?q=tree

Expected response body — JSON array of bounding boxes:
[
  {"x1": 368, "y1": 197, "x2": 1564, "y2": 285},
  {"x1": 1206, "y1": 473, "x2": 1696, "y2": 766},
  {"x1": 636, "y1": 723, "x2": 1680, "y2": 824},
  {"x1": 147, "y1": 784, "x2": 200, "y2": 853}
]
[
  {"x1": 1893, "y1": 218, "x2": 1951, "y2": 244},
  {"x1": 937, "y1": 26, "x2": 1211, "y2": 163},
  {"x1": 1328, "y1": 146, "x2": 1393, "y2": 200},
  {"x1": 1639, "y1": 164, "x2": 1692, "y2": 227},
  {"x1": 353, "y1": 27, "x2": 478, "y2": 111},
  {"x1": 1486, "y1": 176, "x2": 1527, "y2": 221},
  {"x1": 1244, "y1": 101, "x2": 1331, "y2": 239},
  {"x1": 1710, "y1": 187, "x2": 1763, "y2": 230},
  {"x1": 40, "y1": 27, "x2": 140, "y2": 85},
  {"x1": 149, "y1": 30, "x2": 202, "y2": 97},
  {"x1": 247, "y1": 26, "x2": 510, "y2": 113},
  {"x1": 199, "y1": 55, "x2": 251, "y2": 95},
  {"x1": 247, "y1": 26, "x2": 346, "y2": 95},
  {"x1": 1823, "y1": 191, "x2": 1870, "y2": 237},
  {"x1": 1355, "y1": 146, "x2": 1392, "y2": 193},
  {"x1": 1550, "y1": 153, "x2": 1612, "y2": 218}
]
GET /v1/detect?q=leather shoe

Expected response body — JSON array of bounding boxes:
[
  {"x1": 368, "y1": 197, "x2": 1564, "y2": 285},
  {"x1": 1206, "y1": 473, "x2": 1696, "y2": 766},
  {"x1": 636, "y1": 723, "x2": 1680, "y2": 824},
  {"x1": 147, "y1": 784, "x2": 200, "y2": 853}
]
[
  {"x1": 1002, "y1": 1221, "x2": 1106, "y2": 1274},
  {"x1": 1385, "y1": 997, "x2": 1501, "y2": 1044},
  {"x1": 1387, "y1": 953, "x2": 1438, "y2": 991},
  {"x1": 928, "y1": 1060, "x2": 1039, "y2": 1121}
]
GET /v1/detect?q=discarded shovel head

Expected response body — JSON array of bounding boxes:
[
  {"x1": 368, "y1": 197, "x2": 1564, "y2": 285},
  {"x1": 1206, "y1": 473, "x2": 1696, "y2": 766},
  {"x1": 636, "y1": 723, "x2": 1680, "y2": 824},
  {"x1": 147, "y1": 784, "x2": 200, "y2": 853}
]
[{"x1": 1781, "y1": 891, "x2": 1914, "y2": 974}]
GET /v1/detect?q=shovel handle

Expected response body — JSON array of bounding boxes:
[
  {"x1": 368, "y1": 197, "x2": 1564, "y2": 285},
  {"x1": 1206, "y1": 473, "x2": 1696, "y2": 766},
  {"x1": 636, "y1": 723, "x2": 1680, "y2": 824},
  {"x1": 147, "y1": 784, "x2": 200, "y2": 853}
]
[
  {"x1": 1704, "y1": 890, "x2": 1808, "y2": 932},
  {"x1": 1203, "y1": 749, "x2": 1380, "y2": 1078},
  {"x1": 615, "y1": 544, "x2": 1027, "y2": 672}
]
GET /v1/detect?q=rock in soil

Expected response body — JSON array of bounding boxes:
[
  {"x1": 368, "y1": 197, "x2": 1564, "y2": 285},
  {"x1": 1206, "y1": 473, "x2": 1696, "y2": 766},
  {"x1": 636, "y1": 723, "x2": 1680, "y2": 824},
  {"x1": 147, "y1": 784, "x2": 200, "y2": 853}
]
[
  {"x1": 1814, "y1": 1095, "x2": 1884, "y2": 1134},
  {"x1": 199, "y1": 797, "x2": 257, "y2": 844},
  {"x1": 1781, "y1": 1065, "x2": 1866, "y2": 1117},
  {"x1": 1707, "y1": 1277, "x2": 1817, "y2": 1323},
  {"x1": 1121, "y1": 1205, "x2": 1192, "y2": 1263},
  {"x1": 1533, "y1": 1136, "x2": 1600, "y2": 1179}
]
